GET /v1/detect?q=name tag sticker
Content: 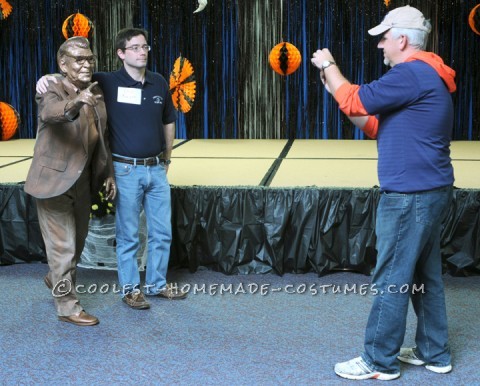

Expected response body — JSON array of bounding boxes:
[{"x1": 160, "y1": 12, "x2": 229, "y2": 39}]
[{"x1": 117, "y1": 87, "x2": 142, "y2": 105}]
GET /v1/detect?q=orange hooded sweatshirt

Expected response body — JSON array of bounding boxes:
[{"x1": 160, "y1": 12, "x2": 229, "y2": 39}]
[{"x1": 334, "y1": 51, "x2": 456, "y2": 139}]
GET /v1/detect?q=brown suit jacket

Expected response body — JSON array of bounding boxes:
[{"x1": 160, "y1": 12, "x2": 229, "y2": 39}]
[{"x1": 24, "y1": 77, "x2": 114, "y2": 199}]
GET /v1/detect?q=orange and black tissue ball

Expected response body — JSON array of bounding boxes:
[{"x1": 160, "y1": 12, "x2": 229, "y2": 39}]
[
  {"x1": 469, "y1": 4, "x2": 480, "y2": 36},
  {"x1": 269, "y1": 42, "x2": 302, "y2": 76},
  {"x1": 0, "y1": 102, "x2": 20, "y2": 141},
  {"x1": 62, "y1": 13, "x2": 94, "y2": 40}
]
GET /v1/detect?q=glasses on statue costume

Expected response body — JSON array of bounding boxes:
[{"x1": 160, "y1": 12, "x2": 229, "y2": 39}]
[
  {"x1": 64, "y1": 54, "x2": 97, "y2": 65},
  {"x1": 124, "y1": 45, "x2": 151, "y2": 53}
]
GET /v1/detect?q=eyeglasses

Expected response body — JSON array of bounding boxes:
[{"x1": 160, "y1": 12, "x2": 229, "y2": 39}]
[
  {"x1": 124, "y1": 45, "x2": 151, "y2": 53},
  {"x1": 64, "y1": 54, "x2": 96, "y2": 65}
]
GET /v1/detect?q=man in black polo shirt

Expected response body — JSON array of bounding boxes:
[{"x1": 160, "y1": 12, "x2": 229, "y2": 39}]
[
  {"x1": 37, "y1": 28, "x2": 186, "y2": 309},
  {"x1": 94, "y1": 28, "x2": 187, "y2": 308}
]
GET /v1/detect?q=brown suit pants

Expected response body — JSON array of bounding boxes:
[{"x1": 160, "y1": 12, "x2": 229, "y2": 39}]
[{"x1": 36, "y1": 170, "x2": 91, "y2": 317}]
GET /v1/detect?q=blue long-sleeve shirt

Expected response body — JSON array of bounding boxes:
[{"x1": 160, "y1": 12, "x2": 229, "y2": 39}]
[{"x1": 358, "y1": 59, "x2": 455, "y2": 192}]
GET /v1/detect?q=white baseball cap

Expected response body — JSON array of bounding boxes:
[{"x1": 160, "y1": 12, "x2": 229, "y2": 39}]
[{"x1": 368, "y1": 5, "x2": 431, "y2": 36}]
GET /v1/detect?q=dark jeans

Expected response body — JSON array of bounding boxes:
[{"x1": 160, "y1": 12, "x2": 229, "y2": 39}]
[{"x1": 362, "y1": 186, "x2": 453, "y2": 372}]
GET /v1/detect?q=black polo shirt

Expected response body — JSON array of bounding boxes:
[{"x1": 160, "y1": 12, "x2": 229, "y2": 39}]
[{"x1": 93, "y1": 66, "x2": 177, "y2": 158}]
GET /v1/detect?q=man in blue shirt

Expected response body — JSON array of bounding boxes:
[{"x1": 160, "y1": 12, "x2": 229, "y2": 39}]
[
  {"x1": 94, "y1": 28, "x2": 186, "y2": 308},
  {"x1": 38, "y1": 28, "x2": 186, "y2": 309},
  {"x1": 311, "y1": 6, "x2": 455, "y2": 380}
]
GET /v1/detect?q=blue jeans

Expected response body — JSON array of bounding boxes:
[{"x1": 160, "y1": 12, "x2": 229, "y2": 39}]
[
  {"x1": 113, "y1": 159, "x2": 172, "y2": 296},
  {"x1": 362, "y1": 185, "x2": 453, "y2": 373}
]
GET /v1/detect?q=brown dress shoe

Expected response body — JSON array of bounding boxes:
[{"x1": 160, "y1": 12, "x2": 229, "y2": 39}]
[
  {"x1": 58, "y1": 311, "x2": 99, "y2": 326},
  {"x1": 44, "y1": 275, "x2": 53, "y2": 289},
  {"x1": 122, "y1": 291, "x2": 150, "y2": 309},
  {"x1": 155, "y1": 284, "x2": 188, "y2": 300}
]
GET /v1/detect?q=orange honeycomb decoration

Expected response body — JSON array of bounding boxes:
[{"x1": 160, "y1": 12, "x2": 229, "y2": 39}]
[
  {"x1": 62, "y1": 13, "x2": 94, "y2": 40},
  {"x1": 469, "y1": 4, "x2": 480, "y2": 36},
  {"x1": 169, "y1": 56, "x2": 196, "y2": 113},
  {"x1": 0, "y1": 102, "x2": 20, "y2": 141},
  {"x1": 0, "y1": 0, "x2": 13, "y2": 20},
  {"x1": 269, "y1": 42, "x2": 302, "y2": 76}
]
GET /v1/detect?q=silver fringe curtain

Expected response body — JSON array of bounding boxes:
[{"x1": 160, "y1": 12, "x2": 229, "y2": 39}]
[{"x1": 237, "y1": 1, "x2": 284, "y2": 139}]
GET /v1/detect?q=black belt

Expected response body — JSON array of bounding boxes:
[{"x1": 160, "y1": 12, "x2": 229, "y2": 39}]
[{"x1": 112, "y1": 155, "x2": 166, "y2": 166}]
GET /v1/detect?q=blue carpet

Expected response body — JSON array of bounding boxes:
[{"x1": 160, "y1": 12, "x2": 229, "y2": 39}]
[{"x1": 1, "y1": 263, "x2": 479, "y2": 385}]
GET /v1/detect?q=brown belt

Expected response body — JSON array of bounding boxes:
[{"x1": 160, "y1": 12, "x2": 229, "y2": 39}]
[{"x1": 112, "y1": 155, "x2": 166, "y2": 166}]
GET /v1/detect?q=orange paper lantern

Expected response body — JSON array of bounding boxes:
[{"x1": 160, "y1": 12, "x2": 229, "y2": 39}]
[
  {"x1": 169, "y1": 56, "x2": 197, "y2": 113},
  {"x1": 269, "y1": 42, "x2": 302, "y2": 76},
  {"x1": 469, "y1": 4, "x2": 480, "y2": 36},
  {"x1": 62, "y1": 13, "x2": 94, "y2": 40},
  {"x1": 0, "y1": 0, "x2": 13, "y2": 20},
  {"x1": 0, "y1": 102, "x2": 20, "y2": 141}
]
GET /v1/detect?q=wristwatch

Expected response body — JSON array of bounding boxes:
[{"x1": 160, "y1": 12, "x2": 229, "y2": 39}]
[
  {"x1": 165, "y1": 159, "x2": 172, "y2": 165},
  {"x1": 321, "y1": 60, "x2": 336, "y2": 70}
]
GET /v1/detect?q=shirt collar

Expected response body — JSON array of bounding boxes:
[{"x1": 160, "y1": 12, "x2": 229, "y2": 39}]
[
  {"x1": 61, "y1": 77, "x2": 81, "y2": 96},
  {"x1": 118, "y1": 66, "x2": 154, "y2": 86}
]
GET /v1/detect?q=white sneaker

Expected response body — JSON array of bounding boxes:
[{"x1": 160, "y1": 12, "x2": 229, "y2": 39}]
[
  {"x1": 334, "y1": 357, "x2": 400, "y2": 381},
  {"x1": 398, "y1": 348, "x2": 452, "y2": 374}
]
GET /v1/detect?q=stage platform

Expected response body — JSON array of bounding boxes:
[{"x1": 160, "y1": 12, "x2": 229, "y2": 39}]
[
  {"x1": 2, "y1": 139, "x2": 480, "y2": 188},
  {"x1": 1, "y1": 139, "x2": 479, "y2": 274}
]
